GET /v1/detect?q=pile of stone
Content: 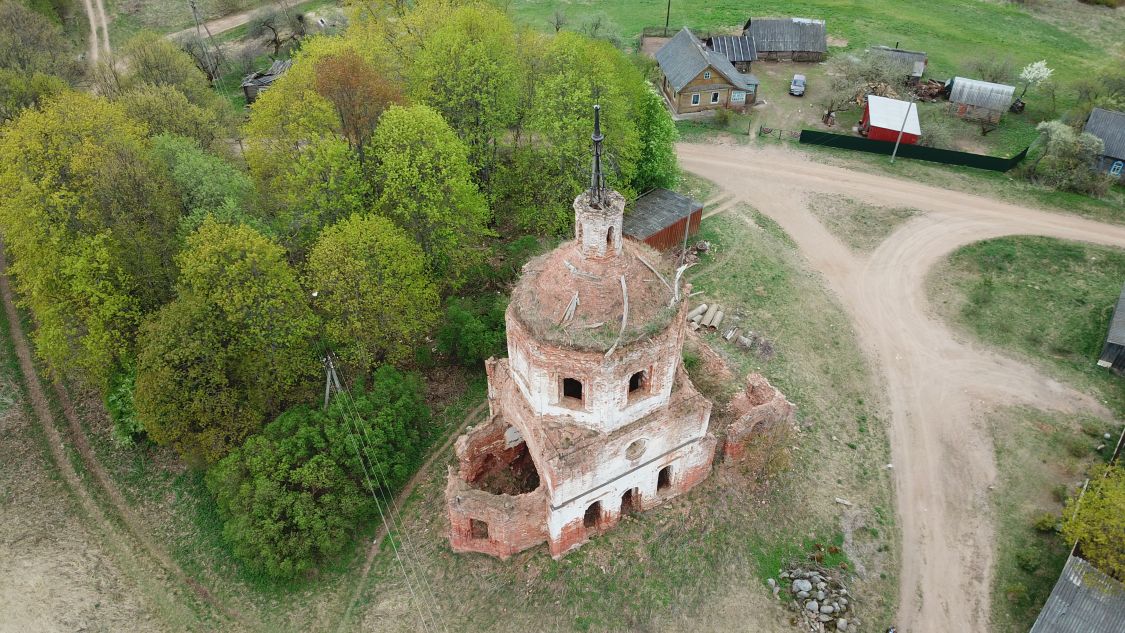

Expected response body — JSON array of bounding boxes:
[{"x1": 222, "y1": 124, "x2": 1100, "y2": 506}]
[{"x1": 770, "y1": 566, "x2": 856, "y2": 632}]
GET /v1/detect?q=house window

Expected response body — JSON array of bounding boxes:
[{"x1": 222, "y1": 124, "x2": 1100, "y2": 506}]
[
  {"x1": 711, "y1": 92, "x2": 720, "y2": 104},
  {"x1": 562, "y1": 377, "x2": 583, "y2": 402},
  {"x1": 703, "y1": 70, "x2": 712, "y2": 80},
  {"x1": 470, "y1": 519, "x2": 489, "y2": 540},
  {"x1": 691, "y1": 93, "x2": 700, "y2": 106},
  {"x1": 1112, "y1": 161, "x2": 1124, "y2": 178}
]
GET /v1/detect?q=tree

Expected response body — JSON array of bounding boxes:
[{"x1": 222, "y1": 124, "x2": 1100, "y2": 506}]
[
  {"x1": 0, "y1": 0, "x2": 82, "y2": 81},
  {"x1": 0, "y1": 92, "x2": 180, "y2": 384},
  {"x1": 435, "y1": 296, "x2": 506, "y2": 366},
  {"x1": 205, "y1": 367, "x2": 429, "y2": 579},
  {"x1": 370, "y1": 104, "x2": 491, "y2": 288},
  {"x1": 313, "y1": 50, "x2": 402, "y2": 165},
  {"x1": 1017, "y1": 60, "x2": 1053, "y2": 100},
  {"x1": 118, "y1": 83, "x2": 225, "y2": 149},
  {"x1": 1062, "y1": 464, "x2": 1125, "y2": 581},
  {"x1": 632, "y1": 86, "x2": 679, "y2": 192},
  {"x1": 149, "y1": 134, "x2": 264, "y2": 235},
  {"x1": 818, "y1": 52, "x2": 911, "y2": 117},
  {"x1": 1025, "y1": 120, "x2": 1112, "y2": 196},
  {"x1": 248, "y1": 7, "x2": 305, "y2": 58},
  {"x1": 134, "y1": 219, "x2": 320, "y2": 464},
  {"x1": 409, "y1": 3, "x2": 521, "y2": 180},
  {"x1": 0, "y1": 69, "x2": 66, "y2": 121},
  {"x1": 305, "y1": 214, "x2": 440, "y2": 370}
]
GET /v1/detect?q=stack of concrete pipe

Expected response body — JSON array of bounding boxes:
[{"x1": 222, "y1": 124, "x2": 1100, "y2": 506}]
[{"x1": 685, "y1": 302, "x2": 726, "y2": 330}]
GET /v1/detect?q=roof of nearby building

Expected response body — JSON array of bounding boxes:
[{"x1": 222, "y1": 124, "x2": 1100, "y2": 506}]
[
  {"x1": 1104, "y1": 283, "x2": 1125, "y2": 350},
  {"x1": 1085, "y1": 108, "x2": 1125, "y2": 159},
  {"x1": 624, "y1": 189, "x2": 703, "y2": 241},
  {"x1": 1029, "y1": 554, "x2": 1125, "y2": 633},
  {"x1": 656, "y1": 28, "x2": 759, "y2": 93},
  {"x1": 948, "y1": 77, "x2": 1015, "y2": 111},
  {"x1": 743, "y1": 17, "x2": 827, "y2": 54},
  {"x1": 866, "y1": 95, "x2": 921, "y2": 136},
  {"x1": 241, "y1": 59, "x2": 293, "y2": 89},
  {"x1": 870, "y1": 45, "x2": 927, "y2": 77},
  {"x1": 709, "y1": 35, "x2": 758, "y2": 63}
]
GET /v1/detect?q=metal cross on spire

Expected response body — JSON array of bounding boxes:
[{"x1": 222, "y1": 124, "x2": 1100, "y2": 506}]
[{"x1": 590, "y1": 104, "x2": 606, "y2": 206}]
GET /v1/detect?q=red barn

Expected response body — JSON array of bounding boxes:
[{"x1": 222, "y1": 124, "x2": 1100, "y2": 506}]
[{"x1": 860, "y1": 95, "x2": 920, "y2": 144}]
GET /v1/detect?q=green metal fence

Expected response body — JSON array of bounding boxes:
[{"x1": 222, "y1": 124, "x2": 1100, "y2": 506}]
[{"x1": 798, "y1": 130, "x2": 1029, "y2": 172}]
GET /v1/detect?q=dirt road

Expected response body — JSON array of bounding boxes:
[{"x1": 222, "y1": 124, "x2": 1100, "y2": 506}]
[
  {"x1": 78, "y1": 0, "x2": 111, "y2": 64},
  {"x1": 678, "y1": 142, "x2": 1123, "y2": 633}
]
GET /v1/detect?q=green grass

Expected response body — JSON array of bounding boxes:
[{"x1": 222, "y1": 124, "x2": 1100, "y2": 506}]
[
  {"x1": 986, "y1": 407, "x2": 1115, "y2": 633},
  {"x1": 930, "y1": 236, "x2": 1125, "y2": 416},
  {"x1": 807, "y1": 194, "x2": 918, "y2": 252}
]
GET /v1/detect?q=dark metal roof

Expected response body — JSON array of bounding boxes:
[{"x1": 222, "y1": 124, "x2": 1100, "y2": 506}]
[
  {"x1": 743, "y1": 17, "x2": 827, "y2": 54},
  {"x1": 241, "y1": 59, "x2": 293, "y2": 89},
  {"x1": 709, "y1": 35, "x2": 758, "y2": 63},
  {"x1": 1105, "y1": 283, "x2": 1125, "y2": 348},
  {"x1": 655, "y1": 28, "x2": 759, "y2": 93},
  {"x1": 1029, "y1": 554, "x2": 1125, "y2": 633},
  {"x1": 624, "y1": 189, "x2": 702, "y2": 240},
  {"x1": 1085, "y1": 108, "x2": 1125, "y2": 159},
  {"x1": 870, "y1": 45, "x2": 927, "y2": 77}
]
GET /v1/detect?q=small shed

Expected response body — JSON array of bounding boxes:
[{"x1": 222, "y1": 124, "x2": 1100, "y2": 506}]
[
  {"x1": 741, "y1": 17, "x2": 827, "y2": 61},
  {"x1": 1083, "y1": 108, "x2": 1125, "y2": 181},
  {"x1": 870, "y1": 45, "x2": 927, "y2": 83},
  {"x1": 707, "y1": 35, "x2": 757, "y2": 72},
  {"x1": 624, "y1": 189, "x2": 703, "y2": 251},
  {"x1": 1029, "y1": 554, "x2": 1125, "y2": 633},
  {"x1": 946, "y1": 77, "x2": 1014, "y2": 124},
  {"x1": 1097, "y1": 282, "x2": 1125, "y2": 371},
  {"x1": 860, "y1": 95, "x2": 921, "y2": 144},
  {"x1": 241, "y1": 59, "x2": 293, "y2": 105}
]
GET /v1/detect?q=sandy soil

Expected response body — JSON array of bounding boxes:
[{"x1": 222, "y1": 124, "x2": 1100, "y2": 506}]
[
  {"x1": 677, "y1": 142, "x2": 1123, "y2": 633},
  {"x1": 79, "y1": 0, "x2": 111, "y2": 63}
]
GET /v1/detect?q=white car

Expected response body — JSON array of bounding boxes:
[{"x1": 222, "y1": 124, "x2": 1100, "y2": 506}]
[{"x1": 789, "y1": 74, "x2": 807, "y2": 97}]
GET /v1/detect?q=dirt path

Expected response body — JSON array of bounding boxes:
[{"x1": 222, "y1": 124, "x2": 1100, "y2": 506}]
[
  {"x1": 0, "y1": 243, "x2": 242, "y2": 628},
  {"x1": 168, "y1": 1, "x2": 290, "y2": 42},
  {"x1": 677, "y1": 142, "x2": 1124, "y2": 633},
  {"x1": 78, "y1": 0, "x2": 111, "y2": 64}
]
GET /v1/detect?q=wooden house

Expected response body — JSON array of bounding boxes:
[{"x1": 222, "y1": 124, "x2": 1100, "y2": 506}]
[
  {"x1": 655, "y1": 28, "x2": 759, "y2": 115},
  {"x1": 741, "y1": 17, "x2": 827, "y2": 62},
  {"x1": 860, "y1": 95, "x2": 920, "y2": 144},
  {"x1": 1084, "y1": 108, "x2": 1125, "y2": 182},
  {"x1": 623, "y1": 189, "x2": 703, "y2": 251},
  {"x1": 946, "y1": 77, "x2": 1014, "y2": 124},
  {"x1": 870, "y1": 45, "x2": 927, "y2": 83},
  {"x1": 1098, "y1": 282, "x2": 1125, "y2": 372},
  {"x1": 241, "y1": 59, "x2": 293, "y2": 105}
]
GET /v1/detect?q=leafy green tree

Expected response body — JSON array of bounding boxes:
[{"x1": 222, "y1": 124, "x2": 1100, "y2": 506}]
[
  {"x1": 149, "y1": 134, "x2": 263, "y2": 235},
  {"x1": 0, "y1": 0, "x2": 82, "y2": 81},
  {"x1": 370, "y1": 104, "x2": 491, "y2": 288},
  {"x1": 0, "y1": 69, "x2": 67, "y2": 121},
  {"x1": 409, "y1": 3, "x2": 520, "y2": 180},
  {"x1": 119, "y1": 84, "x2": 224, "y2": 149},
  {"x1": 135, "y1": 218, "x2": 320, "y2": 464},
  {"x1": 0, "y1": 92, "x2": 180, "y2": 383},
  {"x1": 1062, "y1": 464, "x2": 1125, "y2": 581},
  {"x1": 632, "y1": 86, "x2": 679, "y2": 192},
  {"x1": 1026, "y1": 121, "x2": 1113, "y2": 196},
  {"x1": 305, "y1": 214, "x2": 439, "y2": 370},
  {"x1": 435, "y1": 296, "x2": 507, "y2": 366},
  {"x1": 205, "y1": 366, "x2": 429, "y2": 579}
]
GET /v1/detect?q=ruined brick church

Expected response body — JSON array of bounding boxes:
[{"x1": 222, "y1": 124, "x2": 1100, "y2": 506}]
[{"x1": 445, "y1": 107, "x2": 790, "y2": 559}]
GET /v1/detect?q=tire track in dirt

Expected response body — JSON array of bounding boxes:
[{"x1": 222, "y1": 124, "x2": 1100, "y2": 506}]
[
  {"x1": 677, "y1": 142, "x2": 1125, "y2": 633},
  {"x1": 0, "y1": 242, "x2": 243, "y2": 628}
]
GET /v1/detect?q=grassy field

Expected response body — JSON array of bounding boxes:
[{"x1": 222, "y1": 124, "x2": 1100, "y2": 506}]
[
  {"x1": 807, "y1": 194, "x2": 918, "y2": 252},
  {"x1": 928, "y1": 236, "x2": 1125, "y2": 632},
  {"x1": 339, "y1": 203, "x2": 899, "y2": 632}
]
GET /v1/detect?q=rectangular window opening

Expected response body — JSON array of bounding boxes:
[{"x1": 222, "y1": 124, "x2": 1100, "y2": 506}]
[
  {"x1": 691, "y1": 93, "x2": 700, "y2": 105},
  {"x1": 711, "y1": 92, "x2": 720, "y2": 104},
  {"x1": 562, "y1": 377, "x2": 583, "y2": 402},
  {"x1": 470, "y1": 518, "x2": 489, "y2": 540}
]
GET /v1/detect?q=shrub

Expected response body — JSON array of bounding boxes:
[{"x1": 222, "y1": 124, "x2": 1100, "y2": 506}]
[
  {"x1": 435, "y1": 296, "x2": 507, "y2": 367},
  {"x1": 206, "y1": 366, "x2": 429, "y2": 579},
  {"x1": 1015, "y1": 546, "x2": 1043, "y2": 573},
  {"x1": 1033, "y1": 512, "x2": 1059, "y2": 533},
  {"x1": 106, "y1": 367, "x2": 143, "y2": 447},
  {"x1": 1061, "y1": 464, "x2": 1125, "y2": 581}
]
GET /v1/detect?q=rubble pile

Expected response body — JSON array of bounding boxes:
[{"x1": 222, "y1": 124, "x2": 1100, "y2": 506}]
[
  {"x1": 770, "y1": 565, "x2": 857, "y2": 632},
  {"x1": 913, "y1": 79, "x2": 946, "y2": 102}
]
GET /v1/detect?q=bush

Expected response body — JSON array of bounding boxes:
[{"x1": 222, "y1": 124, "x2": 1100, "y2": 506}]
[
  {"x1": 1033, "y1": 512, "x2": 1058, "y2": 533},
  {"x1": 106, "y1": 367, "x2": 144, "y2": 447},
  {"x1": 1061, "y1": 464, "x2": 1125, "y2": 581},
  {"x1": 435, "y1": 296, "x2": 507, "y2": 367},
  {"x1": 206, "y1": 366, "x2": 429, "y2": 579},
  {"x1": 1016, "y1": 546, "x2": 1043, "y2": 573}
]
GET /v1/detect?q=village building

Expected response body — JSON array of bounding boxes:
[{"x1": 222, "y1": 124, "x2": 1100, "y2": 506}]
[
  {"x1": 859, "y1": 95, "x2": 921, "y2": 144},
  {"x1": 1097, "y1": 282, "x2": 1125, "y2": 372},
  {"x1": 1029, "y1": 553, "x2": 1125, "y2": 633},
  {"x1": 946, "y1": 77, "x2": 1015, "y2": 124},
  {"x1": 741, "y1": 17, "x2": 827, "y2": 62},
  {"x1": 1083, "y1": 107, "x2": 1125, "y2": 181},
  {"x1": 240, "y1": 59, "x2": 293, "y2": 104},
  {"x1": 655, "y1": 27, "x2": 759, "y2": 115},
  {"x1": 623, "y1": 188, "x2": 703, "y2": 251},
  {"x1": 706, "y1": 34, "x2": 757, "y2": 73},
  {"x1": 869, "y1": 45, "x2": 927, "y2": 83}
]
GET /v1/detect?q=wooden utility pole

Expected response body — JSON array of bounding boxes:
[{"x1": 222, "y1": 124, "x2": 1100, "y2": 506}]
[{"x1": 664, "y1": 0, "x2": 671, "y2": 36}]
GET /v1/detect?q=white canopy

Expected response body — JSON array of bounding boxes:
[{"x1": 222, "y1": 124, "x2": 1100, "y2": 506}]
[{"x1": 867, "y1": 95, "x2": 921, "y2": 136}]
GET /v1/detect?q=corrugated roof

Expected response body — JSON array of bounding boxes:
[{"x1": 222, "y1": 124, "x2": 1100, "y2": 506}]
[
  {"x1": 867, "y1": 95, "x2": 921, "y2": 135},
  {"x1": 709, "y1": 35, "x2": 758, "y2": 63},
  {"x1": 870, "y1": 45, "x2": 927, "y2": 77},
  {"x1": 241, "y1": 59, "x2": 293, "y2": 89},
  {"x1": 624, "y1": 189, "x2": 702, "y2": 240},
  {"x1": 655, "y1": 28, "x2": 759, "y2": 93},
  {"x1": 744, "y1": 18, "x2": 827, "y2": 54},
  {"x1": 949, "y1": 77, "x2": 1014, "y2": 111},
  {"x1": 1085, "y1": 108, "x2": 1125, "y2": 159},
  {"x1": 1105, "y1": 283, "x2": 1125, "y2": 348},
  {"x1": 1029, "y1": 554, "x2": 1125, "y2": 633}
]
